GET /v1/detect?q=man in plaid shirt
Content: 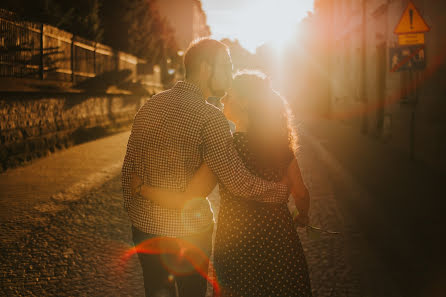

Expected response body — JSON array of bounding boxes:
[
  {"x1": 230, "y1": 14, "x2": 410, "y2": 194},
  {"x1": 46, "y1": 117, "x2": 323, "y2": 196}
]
[{"x1": 122, "y1": 39, "x2": 289, "y2": 297}]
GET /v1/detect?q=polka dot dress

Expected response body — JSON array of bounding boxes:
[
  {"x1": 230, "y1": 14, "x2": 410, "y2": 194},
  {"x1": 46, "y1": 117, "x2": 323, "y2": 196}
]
[{"x1": 214, "y1": 132, "x2": 312, "y2": 297}]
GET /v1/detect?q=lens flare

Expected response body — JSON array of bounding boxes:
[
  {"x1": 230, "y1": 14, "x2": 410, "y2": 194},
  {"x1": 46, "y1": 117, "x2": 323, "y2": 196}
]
[{"x1": 121, "y1": 237, "x2": 220, "y2": 296}]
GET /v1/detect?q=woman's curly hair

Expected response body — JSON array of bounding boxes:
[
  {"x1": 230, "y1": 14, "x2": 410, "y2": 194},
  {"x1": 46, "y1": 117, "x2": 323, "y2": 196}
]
[{"x1": 231, "y1": 70, "x2": 297, "y2": 166}]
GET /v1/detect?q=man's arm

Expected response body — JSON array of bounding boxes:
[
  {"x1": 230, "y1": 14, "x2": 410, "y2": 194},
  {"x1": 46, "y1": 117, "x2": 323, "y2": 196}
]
[
  {"x1": 202, "y1": 112, "x2": 289, "y2": 203},
  {"x1": 134, "y1": 163, "x2": 217, "y2": 209}
]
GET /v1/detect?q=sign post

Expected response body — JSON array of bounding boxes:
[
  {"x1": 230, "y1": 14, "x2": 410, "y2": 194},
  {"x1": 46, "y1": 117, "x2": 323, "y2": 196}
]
[
  {"x1": 391, "y1": 1, "x2": 430, "y2": 72},
  {"x1": 391, "y1": 1, "x2": 430, "y2": 160}
]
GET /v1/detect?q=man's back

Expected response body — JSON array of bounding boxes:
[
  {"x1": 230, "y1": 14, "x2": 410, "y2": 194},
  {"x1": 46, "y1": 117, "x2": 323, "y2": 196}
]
[
  {"x1": 122, "y1": 81, "x2": 221, "y2": 237},
  {"x1": 132, "y1": 84, "x2": 214, "y2": 189}
]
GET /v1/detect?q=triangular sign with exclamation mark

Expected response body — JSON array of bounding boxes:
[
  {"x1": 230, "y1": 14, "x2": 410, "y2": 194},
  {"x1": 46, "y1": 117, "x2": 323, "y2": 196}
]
[{"x1": 394, "y1": 1, "x2": 430, "y2": 34}]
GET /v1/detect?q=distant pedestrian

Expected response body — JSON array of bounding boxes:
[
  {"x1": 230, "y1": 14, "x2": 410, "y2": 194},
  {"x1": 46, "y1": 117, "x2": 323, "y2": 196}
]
[{"x1": 122, "y1": 39, "x2": 290, "y2": 297}]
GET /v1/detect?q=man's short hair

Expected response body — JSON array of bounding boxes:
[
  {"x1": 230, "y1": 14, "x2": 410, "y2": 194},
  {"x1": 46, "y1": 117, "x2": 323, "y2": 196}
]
[{"x1": 184, "y1": 38, "x2": 230, "y2": 79}]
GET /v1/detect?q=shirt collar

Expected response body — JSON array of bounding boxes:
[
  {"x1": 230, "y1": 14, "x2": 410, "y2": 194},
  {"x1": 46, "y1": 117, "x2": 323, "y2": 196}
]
[{"x1": 174, "y1": 81, "x2": 204, "y2": 100}]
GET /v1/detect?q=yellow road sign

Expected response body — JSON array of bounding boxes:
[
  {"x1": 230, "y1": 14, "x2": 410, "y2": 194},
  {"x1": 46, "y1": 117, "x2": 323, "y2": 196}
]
[
  {"x1": 398, "y1": 33, "x2": 425, "y2": 45},
  {"x1": 394, "y1": 1, "x2": 430, "y2": 34}
]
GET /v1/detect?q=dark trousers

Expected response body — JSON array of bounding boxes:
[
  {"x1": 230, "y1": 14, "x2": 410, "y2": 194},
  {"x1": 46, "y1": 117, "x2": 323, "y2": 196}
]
[{"x1": 132, "y1": 226, "x2": 213, "y2": 297}]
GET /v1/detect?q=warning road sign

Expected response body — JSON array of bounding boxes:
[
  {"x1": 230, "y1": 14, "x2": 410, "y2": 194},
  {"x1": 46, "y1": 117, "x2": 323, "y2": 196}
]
[{"x1": 394, "y1": 1, "x2": 430, "y2": 34}]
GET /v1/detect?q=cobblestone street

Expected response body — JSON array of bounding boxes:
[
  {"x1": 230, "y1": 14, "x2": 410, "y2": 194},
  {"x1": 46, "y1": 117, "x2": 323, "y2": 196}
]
[
  {"x1": 0, "y1": 129, "x2": 398, "y2": 297},
  {"x1": 294, "y1": 135, "x2": 363, "y2": 297},
  {"x1": 0, "y1": 174, "x2": 144, "y2": 297}
]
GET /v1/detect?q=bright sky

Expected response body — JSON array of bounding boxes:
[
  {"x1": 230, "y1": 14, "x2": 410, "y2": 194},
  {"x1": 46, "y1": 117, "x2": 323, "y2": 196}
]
[{"x1": 201, "y1": 0, "x2": 314, "y2": 53}]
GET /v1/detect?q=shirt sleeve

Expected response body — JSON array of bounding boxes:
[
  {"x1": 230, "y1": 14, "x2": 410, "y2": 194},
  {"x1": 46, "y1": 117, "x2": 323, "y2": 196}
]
[
  {"x1": 202, "y1": 112, "x2": 289, "y2": 203},
  {"x1": 122, "y1": 130, "x2": 136, "y2": 211}
]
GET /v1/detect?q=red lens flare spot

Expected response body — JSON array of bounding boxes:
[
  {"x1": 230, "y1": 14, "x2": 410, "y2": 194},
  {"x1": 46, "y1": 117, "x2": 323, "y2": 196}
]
[{"x1": 120, "y1": 237, "x2": 221, "y2": 296}]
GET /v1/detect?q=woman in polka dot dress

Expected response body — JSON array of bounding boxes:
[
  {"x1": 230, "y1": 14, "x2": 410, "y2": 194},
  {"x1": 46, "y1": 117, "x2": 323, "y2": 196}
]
[
  {"x1": 213, "y1": 71, "x2": 312, "y2": 297},
  {"x1": 139, "y1": 71, "x2": 312, "y2": 297}
]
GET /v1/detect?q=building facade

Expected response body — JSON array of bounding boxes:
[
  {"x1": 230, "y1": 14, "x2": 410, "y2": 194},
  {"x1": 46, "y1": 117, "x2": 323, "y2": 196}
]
[{"x1": 323, "y1": 0, "x2": 446, "y2": 172}]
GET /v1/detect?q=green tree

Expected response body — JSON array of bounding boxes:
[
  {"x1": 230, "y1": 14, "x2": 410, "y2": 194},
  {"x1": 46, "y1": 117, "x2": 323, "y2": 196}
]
[
  {"x1": 99, "y1": 0, "x2": 129, "y2": 51},
  {"x1": 67, "y1": 0, "x2": 103, "y2": 42},
  {"x1": 1, "y1": 0, "x2": 103, "y2": 42},
  {"x1": 2, "y1": 0, "x2": 178, "y2": 64},
  {"x1": 101, "y1": 0, "x2": 178, "y2": 65}
]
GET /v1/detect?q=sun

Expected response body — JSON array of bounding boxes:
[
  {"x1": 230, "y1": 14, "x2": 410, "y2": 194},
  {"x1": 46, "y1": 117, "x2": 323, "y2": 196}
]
[
  {"x1": 236, "y1": 0, "x2": 312, "y2": 52},
  {"x1": 266, "y1": 20, "x2": 300, "y2": 52}
]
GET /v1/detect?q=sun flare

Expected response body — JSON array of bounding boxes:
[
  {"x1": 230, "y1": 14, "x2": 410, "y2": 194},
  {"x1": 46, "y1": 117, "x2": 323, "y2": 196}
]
[
  {"x1": 203, "y1": 0, "x2": 313, "y2": 52},
  {"x1": 247, "y1": 0, "x2": 305, "y2": 50}
]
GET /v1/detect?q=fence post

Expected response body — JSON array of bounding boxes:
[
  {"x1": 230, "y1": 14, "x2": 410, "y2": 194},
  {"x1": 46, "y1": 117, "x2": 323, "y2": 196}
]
[
  {"x1": 71, "y1": 35, "x2": 75, "y2": 83},
  {"x1": 93, "y1": 42, "x2": 97, "y2": 75},
  {"x1": 115, "y1": 50, "x2": 120, "y2": 71},
  {"x1": 39, "y1": 23, "x2": 44, "y2": 80}
]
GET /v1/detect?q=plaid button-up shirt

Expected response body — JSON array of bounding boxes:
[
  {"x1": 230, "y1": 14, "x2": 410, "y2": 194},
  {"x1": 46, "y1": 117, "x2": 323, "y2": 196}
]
[{"x1": 122, "y1": 81, "x2": 289, "y2": 237}]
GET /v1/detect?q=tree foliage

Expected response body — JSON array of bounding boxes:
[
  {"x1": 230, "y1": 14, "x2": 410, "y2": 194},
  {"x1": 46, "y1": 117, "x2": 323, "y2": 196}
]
[
  {"x1": 1, "y1": 0, "x2": 103, "y2": 42},
  {"x1": 100, "y1": 0, "x2": 178, "y2": 66},
  {"x1": 1, "y1": 0, "x2": 178, "y2": 65}
]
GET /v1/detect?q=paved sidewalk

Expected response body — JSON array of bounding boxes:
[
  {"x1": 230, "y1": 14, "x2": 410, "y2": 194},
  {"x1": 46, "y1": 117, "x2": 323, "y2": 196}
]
[{"x1": 0, "y1": 131, "x2": 130, "y2": 224}]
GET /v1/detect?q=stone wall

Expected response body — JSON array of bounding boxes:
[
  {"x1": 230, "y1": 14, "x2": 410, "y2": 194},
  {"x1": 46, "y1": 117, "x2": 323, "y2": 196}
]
[{"x1": 0, "y1": 92, "x2": 146, "y2": 171}]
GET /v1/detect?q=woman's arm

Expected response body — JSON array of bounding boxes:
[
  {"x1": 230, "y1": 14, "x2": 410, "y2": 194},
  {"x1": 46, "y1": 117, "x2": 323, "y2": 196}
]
[
  {"x1": 131, "y1": 163, "x2": 217, "y2": 209},
  {"x1": 286, "y1": 157, "x2": 310, "y2": 226}
]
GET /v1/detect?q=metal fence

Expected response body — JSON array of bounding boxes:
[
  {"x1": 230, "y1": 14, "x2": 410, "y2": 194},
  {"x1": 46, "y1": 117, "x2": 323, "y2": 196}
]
[{"x1": 0, "y1": 9, "x2": 159, "y2": 85}]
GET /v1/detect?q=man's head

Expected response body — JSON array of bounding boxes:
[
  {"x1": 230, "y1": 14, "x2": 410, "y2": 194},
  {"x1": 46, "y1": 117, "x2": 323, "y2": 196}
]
[{"x1": 184, "y1": 38, "x2": 233, "y2": 97}]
